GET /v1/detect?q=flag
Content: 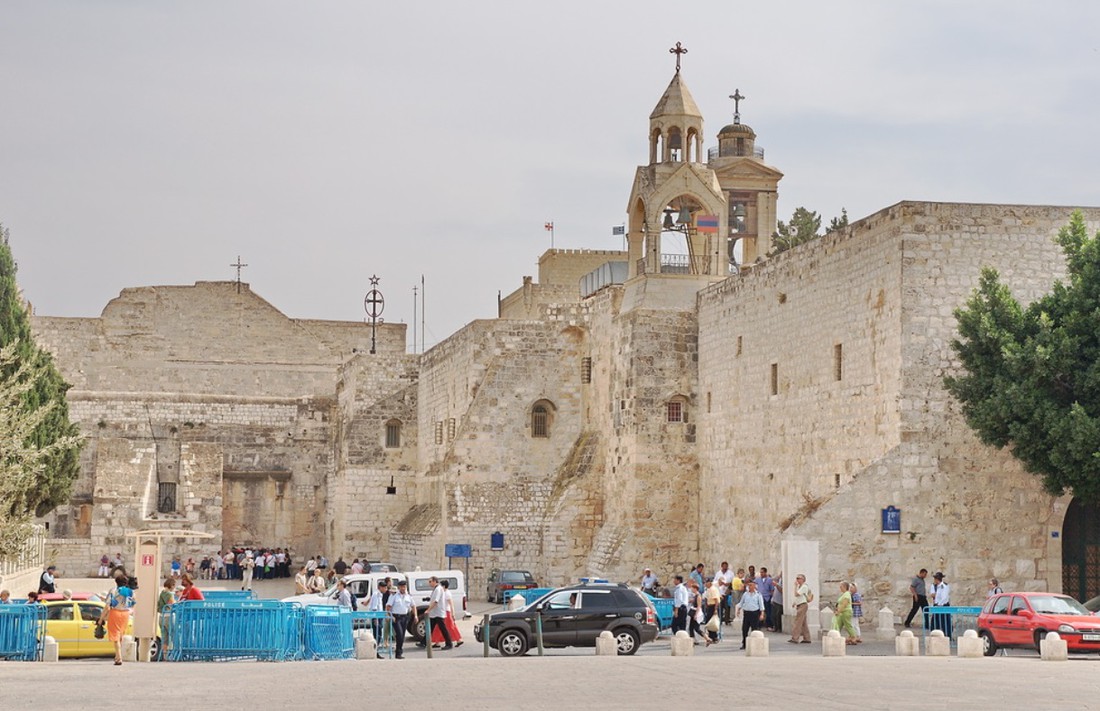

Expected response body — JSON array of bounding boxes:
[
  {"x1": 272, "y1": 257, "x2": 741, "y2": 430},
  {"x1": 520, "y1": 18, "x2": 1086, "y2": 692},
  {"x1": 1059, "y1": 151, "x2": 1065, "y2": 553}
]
[
  {"x1": 695, "y1": 214, "x2": 719, "y2": 233},
  {"x1": 612, "y1": 225, "x2": 625, "y2": 236},
  {"x1": 545, "y1": 222, "x2": 554, "y2": 232}
]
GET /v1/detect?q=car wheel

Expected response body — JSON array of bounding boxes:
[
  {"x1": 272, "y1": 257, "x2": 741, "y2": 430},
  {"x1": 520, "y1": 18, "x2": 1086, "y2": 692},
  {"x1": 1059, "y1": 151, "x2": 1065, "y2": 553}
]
[
  {"x1": 497, "y1": 629, "x2": 529, "y2": 657},
  {"x1": 1034, "y1": 629, "x2": 1047, "y2": 652},
  {"x1": 149, "y1": 637, "x2": 160, "y2": 661},
  {"x1": 413, "y1": 618, "x2": 427, "y2": 641},
  {"x1": 980, "y1": 630, "x2": 997, "y2": 657},
  {"x1": 614, "y1": 627, "x2": 640, "y2": 655}
]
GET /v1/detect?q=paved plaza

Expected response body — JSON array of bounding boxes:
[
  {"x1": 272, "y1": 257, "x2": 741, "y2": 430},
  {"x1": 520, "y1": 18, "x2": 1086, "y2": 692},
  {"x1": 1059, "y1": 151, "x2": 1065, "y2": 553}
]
[{"x1": 4, "y1": 577, "x2": 1097, "y2": 709}]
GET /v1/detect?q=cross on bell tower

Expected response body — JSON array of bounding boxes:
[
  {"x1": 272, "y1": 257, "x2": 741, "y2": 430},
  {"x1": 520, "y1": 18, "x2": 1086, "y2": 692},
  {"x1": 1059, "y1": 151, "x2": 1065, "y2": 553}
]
[
  {"x1": 669, "y1": 42, "x2": 688, "y2": 73},
  {"x1": 729, "y1": 89, "x2": 745, "y2": 124}
]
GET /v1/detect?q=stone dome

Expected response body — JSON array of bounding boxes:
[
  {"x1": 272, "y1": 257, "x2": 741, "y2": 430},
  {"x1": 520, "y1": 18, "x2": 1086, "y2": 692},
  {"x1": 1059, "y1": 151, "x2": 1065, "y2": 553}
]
[{"x1": 718, "y1": 122, "x2": 756, "y2": 138}]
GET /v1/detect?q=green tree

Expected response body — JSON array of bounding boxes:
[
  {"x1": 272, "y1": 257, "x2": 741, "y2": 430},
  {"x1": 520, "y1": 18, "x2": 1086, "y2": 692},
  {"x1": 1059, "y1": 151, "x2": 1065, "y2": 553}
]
[
  {"x1": 770, "y1": 207, "x2": 822, "y2": 255},
  {"x1": 0, "y1": 224, "x2": 82, "y2": 554},
  {"x1": 0, "y1": 343, "x2": 82, "y2": 557},
  {"x1": 945, "y1": 211, "x2": 1100, "y2": 502},
  {"x1": 827, "y1": 208, "x2": 849, "y2": 234}
]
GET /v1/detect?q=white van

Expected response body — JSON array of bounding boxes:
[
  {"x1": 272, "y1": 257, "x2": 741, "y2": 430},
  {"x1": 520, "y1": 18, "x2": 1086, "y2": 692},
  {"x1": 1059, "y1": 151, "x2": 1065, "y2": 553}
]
[
  {"x1": 281, "y1": 571, "x2": 406, "y2": 609},
  {"x1": 404, "y1": 569, "x2": 468, "y2": 641}
]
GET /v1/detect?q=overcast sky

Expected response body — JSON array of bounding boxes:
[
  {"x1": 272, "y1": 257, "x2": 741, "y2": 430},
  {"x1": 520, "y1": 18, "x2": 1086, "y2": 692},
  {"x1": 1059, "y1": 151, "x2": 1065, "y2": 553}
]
[{"x1": 4, "y1": 1, "x2": 1099, "y2": 350}]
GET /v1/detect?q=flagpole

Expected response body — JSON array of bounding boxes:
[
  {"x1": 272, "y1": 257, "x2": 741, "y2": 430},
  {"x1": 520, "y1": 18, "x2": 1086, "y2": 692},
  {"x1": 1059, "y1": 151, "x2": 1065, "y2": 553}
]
[{"x1": 421, "y1": 274, "x2": 425, "y2": 354}]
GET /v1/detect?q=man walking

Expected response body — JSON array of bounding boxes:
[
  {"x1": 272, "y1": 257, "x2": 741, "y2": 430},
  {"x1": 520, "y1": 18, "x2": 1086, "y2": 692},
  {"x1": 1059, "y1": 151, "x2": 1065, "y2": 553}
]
[
  {"x1": 714, "y1": 562, "x2": 733, "y2": 624},
  {"x1": 904, "y1": 568, "x2": 929, "y2": 628},
  {"x1": 386, "y1": 580, "x2": 416, "y2": 659},
  {"x1": 422, "y1": 575, "x2": 453, "y2": 650},
  {"x1": 736, "y1": 579, "x2": 766, "y2": 649},
  {"x1": 757, "y1": 567, "x2": 775, "y2": 630},
  {"x1": 930, "y1": 572, "x2": 951, "y2": 636},
  {"x1": 671, "y1": 575, "x2": 689, "y2": 634},
  {"x1": 788, "y1": 574, "x2": 813, "y2": 643}
]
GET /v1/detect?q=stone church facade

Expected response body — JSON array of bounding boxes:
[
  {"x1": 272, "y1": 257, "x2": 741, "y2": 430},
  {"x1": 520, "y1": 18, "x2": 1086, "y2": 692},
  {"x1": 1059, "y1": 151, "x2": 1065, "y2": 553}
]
[{"x1": 31, "y1": 65, "x2": 1100, "y2": 615}]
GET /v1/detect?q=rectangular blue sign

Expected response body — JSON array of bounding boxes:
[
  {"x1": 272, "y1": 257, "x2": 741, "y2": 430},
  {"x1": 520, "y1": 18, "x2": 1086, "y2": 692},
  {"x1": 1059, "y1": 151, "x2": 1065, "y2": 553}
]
[{"x1": 445, "y1": 543, "x2": 471, "y2": 558}]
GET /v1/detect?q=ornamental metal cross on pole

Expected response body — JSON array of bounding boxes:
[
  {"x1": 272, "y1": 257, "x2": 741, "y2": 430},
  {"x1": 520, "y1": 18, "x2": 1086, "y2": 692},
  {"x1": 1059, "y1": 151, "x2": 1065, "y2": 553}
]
[
  {"x1": 364, "y1": 275, "x2": 385, "y2": 355},
  {"x1": 730, "y1": 89, "x2": 745, "y2": 124},
  {"x1": 230, "y1": 256, "x2": 248, "y2": 294},
  {"x1": 669, "y1": 42, "x2": 688, "y2": 73}
]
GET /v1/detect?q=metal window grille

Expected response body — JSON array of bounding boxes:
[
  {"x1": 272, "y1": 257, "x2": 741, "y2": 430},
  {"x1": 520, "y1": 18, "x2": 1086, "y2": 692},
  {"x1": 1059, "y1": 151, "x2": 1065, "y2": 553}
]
[
  {"x1": 447, "y1": 418, "x2": 456, "y2": 440},
  {"x1": 385, "y1": 421, "x2": 401, "y2": 448},
  {"x1": 434, "y1": 421, "x2": 444, "y2": 445},
  {"x1": 532, "y1": 406, "x2": 549, "y2": 438},
  {"x1": 770, "y1": 363, "x2": 779, "y2": 396},
  {"x1": 157, "y1": 482, "x2": 177, "y2": 513},
  {"x1": 667, "y1": 401, "x2": 683, "y2": 423},
  {"x1": 834, "y1": 343, "x2": 843, "y2": 381},
  {"x1": 581, "y1": 357, "x2": 592, "y2": 384}
]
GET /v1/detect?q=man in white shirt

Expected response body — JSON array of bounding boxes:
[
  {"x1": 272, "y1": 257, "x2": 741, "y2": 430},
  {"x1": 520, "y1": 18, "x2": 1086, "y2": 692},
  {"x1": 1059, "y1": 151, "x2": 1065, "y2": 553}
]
[
  {"x1": 714, "y1": 562, "x2": 733, "y2": 623},
  {"x1": 640, "y1": 568, "x2": 659, "y2": 595},
  {"x1": 788, "y1": 574, "x2": 813, "y2": 643},
  {"x1": 672, "y1": 575, "x2": 689, "y2": 634},
  {"x1": 386, "y1": 580, "x2": 417, "y2": 659},
  {"x1": 930, "y1": 572, "x2": 952, "y2": 636},
  {"x1": 421, "y1": 576, "x2": 453, "y2": 650}
]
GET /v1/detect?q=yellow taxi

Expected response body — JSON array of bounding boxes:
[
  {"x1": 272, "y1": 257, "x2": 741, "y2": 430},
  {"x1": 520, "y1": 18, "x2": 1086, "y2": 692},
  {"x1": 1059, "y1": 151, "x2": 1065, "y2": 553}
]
[{"x1": 42, "y1": 598, "x2": 135, "y2": 658}]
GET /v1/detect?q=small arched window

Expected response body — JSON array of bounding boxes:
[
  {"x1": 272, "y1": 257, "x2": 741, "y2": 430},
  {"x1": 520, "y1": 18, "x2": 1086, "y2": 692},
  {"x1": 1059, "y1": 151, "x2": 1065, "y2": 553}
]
[
  {"x1": 385, "y1": 419, "x2": 402, "y2": 448},
  {"x1": 531, "y1": 400, "x2": 555, "y2": 438}
]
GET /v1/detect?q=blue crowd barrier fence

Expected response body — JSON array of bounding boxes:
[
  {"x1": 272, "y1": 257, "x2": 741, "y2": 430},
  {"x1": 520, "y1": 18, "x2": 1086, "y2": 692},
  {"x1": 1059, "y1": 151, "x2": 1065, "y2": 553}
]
[
  {"x1": 645, "y1": 595, "x2": 675, "y2": 632},
  {"x1": 304, "y1": 606, "x2": 353, "y2": 660},
  {"x1": 0, "y1": 603, "x2": 46, "y2": 661},
  {"x1": 201, "y1": 590, "x2": 256, "y2": 601},
  {"x1": 502, "y1": 588, "x2": 553, "y2": 605},
  {"x1": 922, "y1": 606, "x2": 982, "y2": 646},
  {"x1": 351, "y1": 610, "x2": 394, "y2": 658}
]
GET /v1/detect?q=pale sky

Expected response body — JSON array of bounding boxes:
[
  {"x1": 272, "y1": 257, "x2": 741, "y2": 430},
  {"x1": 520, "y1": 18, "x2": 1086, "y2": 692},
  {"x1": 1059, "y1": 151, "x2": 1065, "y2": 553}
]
[{"x1": 4, "y1": 1, "x2": 1099, "y2": 350}]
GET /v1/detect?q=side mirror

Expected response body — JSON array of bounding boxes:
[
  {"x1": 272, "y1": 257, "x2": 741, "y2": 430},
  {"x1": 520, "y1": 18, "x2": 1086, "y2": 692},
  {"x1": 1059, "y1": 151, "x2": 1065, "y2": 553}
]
[{"x1": 535, "y1": 603, "x2": 544, "y2": 612}]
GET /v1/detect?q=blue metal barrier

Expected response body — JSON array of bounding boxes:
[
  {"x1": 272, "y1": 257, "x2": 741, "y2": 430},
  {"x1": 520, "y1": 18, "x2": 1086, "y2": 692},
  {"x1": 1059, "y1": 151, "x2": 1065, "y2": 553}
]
[
  {"x1": 201, "y1": 590, "x2": 256, "y2": 601},
  {"x1": 502, "y1": 588, "x2": 552, "y2": 605},
  {"x1": 0, "y1": 604, "x2": 46, "y2": 661},
  {"x1": 352, "y1": 610, "x2": 393, "y2": 658},
  {"x1": 165, "y1": 599, "x2": 300, "y2": 662},
  {"x1": 645, "y1": 595, "x2": 675, "y2": 632},
  {"x1": 304, "y1": 606, "x2": 353, "y2": 660},
  {"x1": 922, "y1": 606, "x2": 982, "y2": 646}
]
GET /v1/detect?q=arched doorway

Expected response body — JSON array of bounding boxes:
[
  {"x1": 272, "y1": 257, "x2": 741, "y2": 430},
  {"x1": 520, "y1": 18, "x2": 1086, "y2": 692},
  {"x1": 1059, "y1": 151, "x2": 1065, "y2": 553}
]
[{"x1": 1062, "y1": 498, "x2": 1100, "y2": 601}]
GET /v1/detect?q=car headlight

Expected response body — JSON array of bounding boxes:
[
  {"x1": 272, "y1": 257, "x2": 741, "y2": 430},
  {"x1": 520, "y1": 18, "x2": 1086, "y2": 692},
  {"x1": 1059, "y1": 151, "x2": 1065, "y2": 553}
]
[{"x1": 1058, "y1": 624, "x2": 1075, "y2": 633}]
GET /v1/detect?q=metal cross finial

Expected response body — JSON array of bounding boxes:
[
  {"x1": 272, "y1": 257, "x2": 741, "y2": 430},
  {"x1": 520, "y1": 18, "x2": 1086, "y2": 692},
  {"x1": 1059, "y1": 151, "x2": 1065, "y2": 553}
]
[
  {"x1": 364, "y1": 277, "x2": 385, "y2": 355},
  {"x1": 730, "y1": 89, "x2": 745, "y2": 123},
  {"x1": 230, "y1": 256, "x2": 248, "y2": 294},
  {"x1": 669, "y1": 42, "x2": 688, "y2": 73}
]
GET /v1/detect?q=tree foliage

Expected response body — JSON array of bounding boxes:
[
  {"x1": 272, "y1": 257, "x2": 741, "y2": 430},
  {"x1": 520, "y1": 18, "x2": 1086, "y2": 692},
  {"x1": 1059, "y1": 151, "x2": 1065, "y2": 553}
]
[
  {"x1": 770, "y1": 206, "x2": 849, "y2": 255},
  {"x1": 945, "y1": 211, "x2": 1100, "y2": 502},
  {"x1": 0, "y1": 224, "x2": 82, "y2": 557}
]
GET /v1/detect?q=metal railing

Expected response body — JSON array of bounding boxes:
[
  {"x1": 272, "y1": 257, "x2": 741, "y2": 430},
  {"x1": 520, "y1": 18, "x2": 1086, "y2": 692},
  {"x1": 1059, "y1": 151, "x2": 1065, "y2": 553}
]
[
  {"x1": 921, "y1": 606, "x2": 982, "y2": 646},
  {"x1": 707, "y1": 145, "x2": 766, "y2": 162},
  {"x1": 0, "y1": 525, "x2": 46, "y2": 578},
  {"x1": 637, "y1": 254, "x2": 714, "y2": 276},
  {"x1": 0, "y1": 603, "x2": 46, "y2": 661}
]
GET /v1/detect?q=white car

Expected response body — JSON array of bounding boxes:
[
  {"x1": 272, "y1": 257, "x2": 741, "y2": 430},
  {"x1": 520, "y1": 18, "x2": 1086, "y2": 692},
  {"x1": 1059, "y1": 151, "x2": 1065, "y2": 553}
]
[{"x1": 281, "y1": 571, "x2": 407, "y2": 608}]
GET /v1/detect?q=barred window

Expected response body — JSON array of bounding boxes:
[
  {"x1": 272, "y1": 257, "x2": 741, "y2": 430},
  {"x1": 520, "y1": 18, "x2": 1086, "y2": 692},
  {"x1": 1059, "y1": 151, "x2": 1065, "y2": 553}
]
[
  {"x1": 667, "y1": 400, "x2": 684, "y2": 423},
  {"x1": 385, "y1": 420, "x2": 401, "y2": 448},
  {"x1": 157, "y1": 482, "x2": 177, "y2": 513},
  {"x1": 531, "y1": 400, "x2": 555, "y2": 438}
]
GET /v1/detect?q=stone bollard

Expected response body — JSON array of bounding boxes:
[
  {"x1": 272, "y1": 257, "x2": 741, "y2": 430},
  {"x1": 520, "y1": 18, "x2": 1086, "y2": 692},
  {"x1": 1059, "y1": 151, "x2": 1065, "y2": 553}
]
[
  {"x1": 925, "y1": 629, "x2": 950, "y2": 657},
  {"x1": 595, "y1": 630, "x2": 617, "y2": 656},
  {"x1": 355, "y1": 628, "x2": 378, "y2": 660},
  {"x1": 670, "y1": 630, "x2": 694, "y2": 657},
  {"x1": 957, "y1": 629, "x2": 983, "y2": 658},
  {"x1": 507, "y1": 595, "x2": 526, "y2": 611},
  {"x1": 1040, "y1": 632, "x2": 1068, "y2": 661},
  {"x1": 875, "y1": 606, "x2": 896, "y2": 640},
  {"x1": 122, "y1": 635, "x2": 137, "y2": 662},
  {"x1": 822, "y1": 629, "x2": 846, "y2": 657},
  {"x1": 819, "y1": 608, "x2": 834, "y2": 637},
  {"x1": 41, "y1": 636, "x2": 59, "y2": 662},
  {"x1": 745, "y1": 629, "x2": 769, "y2": 657},
  {"x1": 894, "y1": 630, "x2": 919, "y2": 656}
]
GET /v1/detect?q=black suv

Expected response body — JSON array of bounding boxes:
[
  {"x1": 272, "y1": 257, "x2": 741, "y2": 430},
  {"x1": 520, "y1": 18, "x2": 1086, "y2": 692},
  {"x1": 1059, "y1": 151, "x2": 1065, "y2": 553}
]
[{"x1": 474, "y1": 583, "x2": 659, "y2": 656}]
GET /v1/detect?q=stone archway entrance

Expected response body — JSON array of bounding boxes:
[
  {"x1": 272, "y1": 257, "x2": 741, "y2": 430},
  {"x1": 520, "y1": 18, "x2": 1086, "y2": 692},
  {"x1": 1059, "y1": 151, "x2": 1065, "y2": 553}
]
[{"x1": 1061, "y1": 498, "x2": 1100, "y2": 602}]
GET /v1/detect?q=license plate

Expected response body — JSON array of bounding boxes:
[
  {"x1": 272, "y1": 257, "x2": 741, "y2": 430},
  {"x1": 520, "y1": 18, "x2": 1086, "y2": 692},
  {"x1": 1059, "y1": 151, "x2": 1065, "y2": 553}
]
[
  {"x1": 1083, "y1": 634, "x2": 1100, "y2": 641},
  {"x1": 515, "y1": 585, "x2": 528, "y2": 589}
]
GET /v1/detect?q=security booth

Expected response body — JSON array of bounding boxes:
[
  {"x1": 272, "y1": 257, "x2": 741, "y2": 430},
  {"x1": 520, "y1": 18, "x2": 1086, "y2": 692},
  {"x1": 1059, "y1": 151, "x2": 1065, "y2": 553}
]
[{"x1": 129, "y1": 529, "x2": 214, "y2": 662}]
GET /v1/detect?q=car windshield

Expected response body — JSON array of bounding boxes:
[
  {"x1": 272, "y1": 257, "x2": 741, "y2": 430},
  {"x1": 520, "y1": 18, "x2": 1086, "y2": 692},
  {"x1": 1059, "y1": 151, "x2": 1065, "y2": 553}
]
[
  {"x1": 1030, "y1": 595, "x2": 1090, "y2": 615},
  {"x1": 502, "y1": 572, "x2": 531, "y2": 583}
]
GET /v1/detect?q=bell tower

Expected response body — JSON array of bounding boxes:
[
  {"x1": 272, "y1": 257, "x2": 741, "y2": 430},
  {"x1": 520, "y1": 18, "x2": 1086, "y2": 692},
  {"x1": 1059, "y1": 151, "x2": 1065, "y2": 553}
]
[{"x1": 626, "y1": 43, "x2": 727, "y2": 281}]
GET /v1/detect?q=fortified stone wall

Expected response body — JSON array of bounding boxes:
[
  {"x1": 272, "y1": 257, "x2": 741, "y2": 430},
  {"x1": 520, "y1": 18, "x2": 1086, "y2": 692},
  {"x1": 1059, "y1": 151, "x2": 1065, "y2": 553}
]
[{"x1": 538, "y1": 248, "x2": 628, "y2": 287}]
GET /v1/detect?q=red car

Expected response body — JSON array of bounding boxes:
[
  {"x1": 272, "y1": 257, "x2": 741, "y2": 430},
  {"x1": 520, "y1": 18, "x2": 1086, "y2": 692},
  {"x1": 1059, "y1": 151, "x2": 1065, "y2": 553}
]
[{"x1": 978, "y1": 592, "x2": 1100, "y2": 655}]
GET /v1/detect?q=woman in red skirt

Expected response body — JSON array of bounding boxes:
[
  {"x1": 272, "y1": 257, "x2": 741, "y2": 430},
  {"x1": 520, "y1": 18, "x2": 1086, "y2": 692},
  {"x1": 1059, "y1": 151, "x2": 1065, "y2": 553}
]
[{"x1": 430, "y1": 579, "x2": 462, "y2": 647}]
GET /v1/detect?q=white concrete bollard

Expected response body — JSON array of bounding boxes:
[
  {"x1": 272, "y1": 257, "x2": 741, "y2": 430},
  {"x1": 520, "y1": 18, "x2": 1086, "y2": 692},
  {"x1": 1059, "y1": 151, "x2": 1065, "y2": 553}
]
[
  {"x1": 957, "y1": 629, "x2": 983, "y2": 658},
  {"x1": 925, "y1": 629, "x2": 950, "y2": 657},
  {"x1": 507, "y1": 595, "x2": 526, "y2": 611},
  {"x1": 595, "y1": 630, "x2": 617, "y2": 656},
  {"x1": 745, "y1": 629, "x2": 769, "y2": 657},
  {"x1": 875, "y1": 606, "x2": 896, "y2": 640},
  {"x1": 41, "y1": 636, "x2": 59, "y2": 662},
  {"x1": 822, "y1": 629, "x2": 846, "y2": 657},
  {"x1": 1040, "y1": 632, "x2": 1068, "y2": 661},
  {"x1": 122, "y1": 634, "x2": 137, "y2": 662},
  {"x1": 670, "y1": 630, "x2": 694, "y2": 657},
  {"x1": 819, "y1": 608, "x2": 834, "y2": 637},
  {"x1": 355, "y1": 629, "x2": 378, "y2": 660},
  {"x1": 894, "y1": 629, "x2": 919, "y2": 656}
]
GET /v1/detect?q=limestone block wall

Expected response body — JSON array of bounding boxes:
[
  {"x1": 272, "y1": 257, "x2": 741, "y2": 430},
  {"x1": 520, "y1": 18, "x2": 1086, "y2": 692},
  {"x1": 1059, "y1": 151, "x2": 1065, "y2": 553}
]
[
  {"x1": 696, "y1": 203, "x2": 907, "y2": 569},
  {"x1": 538, "y1": 249, "x2": 627, "y2": 287},
  {"x1": 499, "y1": 279, "x2": 578, "y2": 320}
]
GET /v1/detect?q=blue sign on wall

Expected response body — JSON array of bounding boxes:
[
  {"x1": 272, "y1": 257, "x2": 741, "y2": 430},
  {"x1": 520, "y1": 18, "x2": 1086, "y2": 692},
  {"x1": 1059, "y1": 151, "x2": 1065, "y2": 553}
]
[
  {"x1": 882, "y1": 506, "x2": 901, "y2": 534},
  {"x1": 445, "y1": 544, "x2": 471, "y2": 558},
  {"x1": 491, "y1": 531, "x2": 505, "y2": 550}
]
